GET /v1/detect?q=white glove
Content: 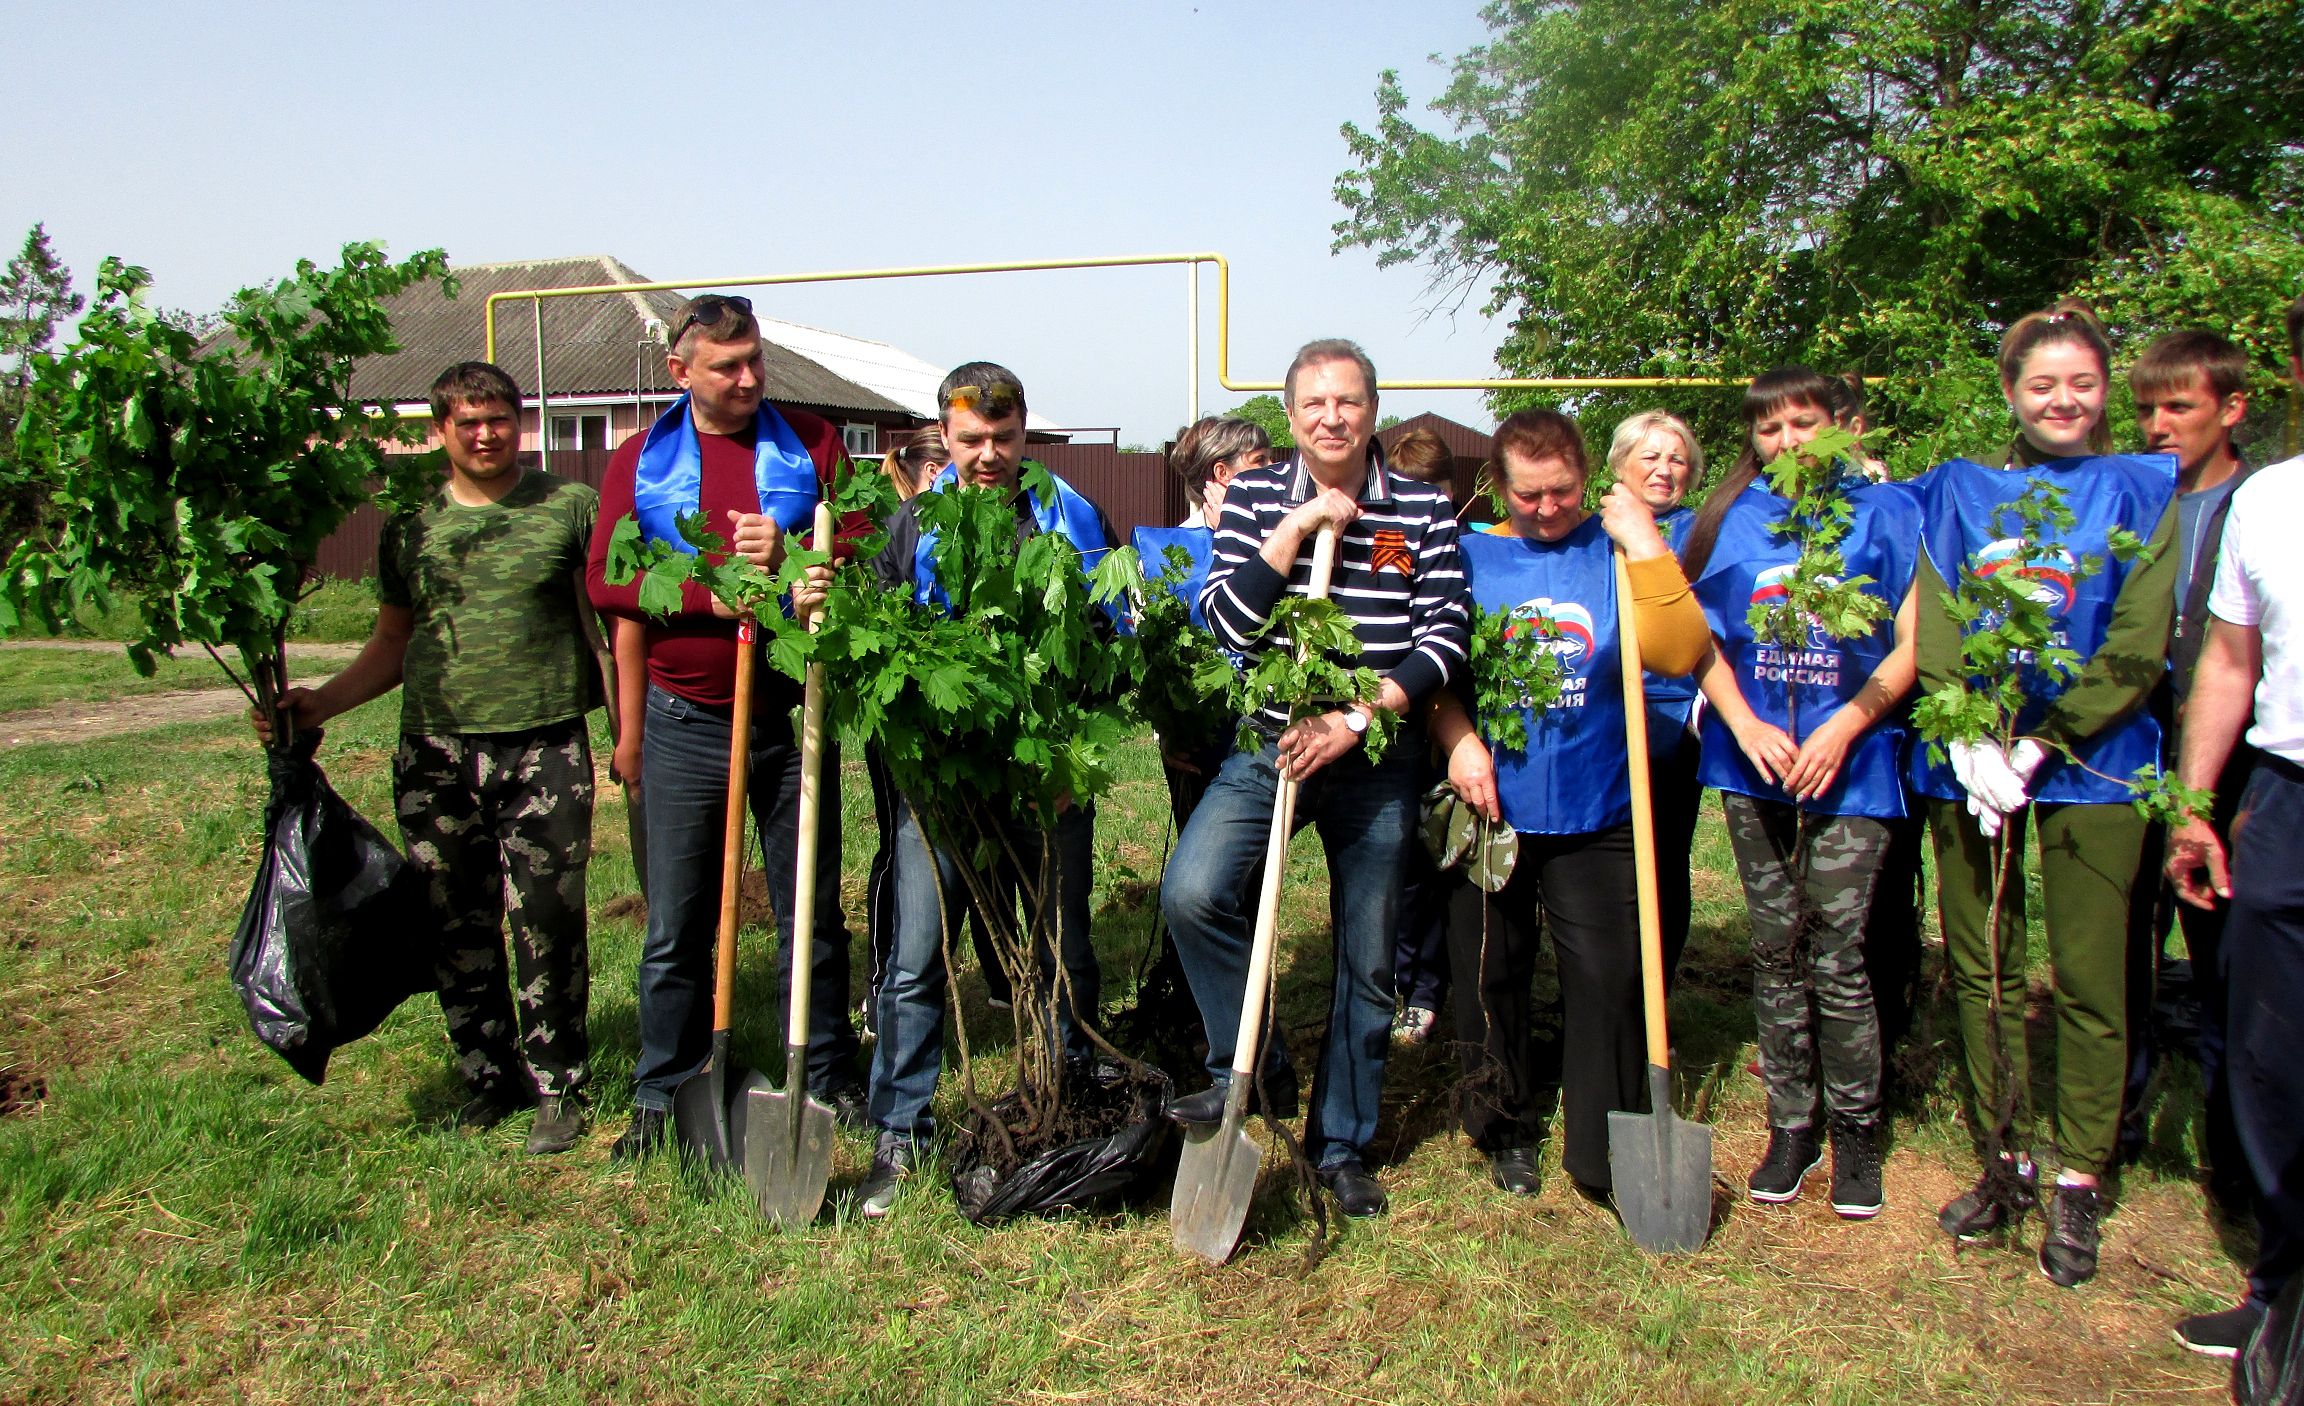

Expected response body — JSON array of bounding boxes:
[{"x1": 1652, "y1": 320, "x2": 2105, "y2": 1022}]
[
  {"x1": 2009, "y1": 738, "x2": 2048, "y2": 791},
  {"x1": 1965, "y1": 788, "x2": 2004, "y2": 840},
  {"x1": 1951, "y1": 740, "x2": 2030, "y2": 816}
]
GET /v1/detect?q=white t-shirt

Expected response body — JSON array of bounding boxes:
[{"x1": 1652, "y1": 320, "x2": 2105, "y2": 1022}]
[{"x1": 2209, "y1": 453, "x2": 2304, "y2": 764}]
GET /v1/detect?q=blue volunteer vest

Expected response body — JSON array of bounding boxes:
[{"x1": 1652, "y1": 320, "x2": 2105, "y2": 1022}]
[
  {"x1": 1132, "y1": 524, "x2": 1214, "y2": 629},
  {"x1": 1693, "y1": 478, "x2": 1921, "y2": 818},
  {"x1": 1463, "y1": 517, "x2": 1629, "y2": 836},
  {"x1": 1906, "y1": 454, "x2": 2177, "y2": 805},
  {"x1": 912, "y1": 462, "x2": 1115, "y2": 621},
  {"x1": 631, "y1": 394, "x2": 819, "y2": 550},
  {"x1": 1646, "y1": 505, "x2": 1699, "y2": 754}
]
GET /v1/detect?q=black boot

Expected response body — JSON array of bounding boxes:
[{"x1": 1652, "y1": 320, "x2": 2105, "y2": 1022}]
[
  {"x1": 1747, "y1": 1124, "x2": 1823, "y2": 1203},
  {"x1": 1827, "y1": 1114, "x2": 1884, "y2": 1219}
]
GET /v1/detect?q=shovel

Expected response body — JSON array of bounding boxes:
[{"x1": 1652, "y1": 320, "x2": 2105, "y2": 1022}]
[
  {"x1": 1172, "y1": 524, "x2": 1339, "y2": 1265},
  {"x1": 746, "y1": 503, "x2": 840, "y2": 1226},
  {"x1": 673, "y1": 613, "x2": 775, "y2": 1178},
  {"x1": 1605, "y1": 549, "x2": 1715, "y2": 1254}
]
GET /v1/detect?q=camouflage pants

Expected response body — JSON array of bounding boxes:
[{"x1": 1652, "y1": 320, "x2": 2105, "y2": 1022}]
[
  {"x1": 1723, "y1": 795, "x2": 1888, "y2": 1129},
  {"x1": 394, "y1": 722, "x2": 594, "y2": 1099}
]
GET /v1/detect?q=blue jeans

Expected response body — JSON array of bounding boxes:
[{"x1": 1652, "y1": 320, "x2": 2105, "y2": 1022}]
[
  {"x1": 870, "y1": 792, "x2": 1101, "y2": 1138},
  {"x1": 632, "y1": 685, "x2": 861, "y2": 1111},
  {"x1": 1162, "y1": 736, "x2": 1419, "y2": 1170}
]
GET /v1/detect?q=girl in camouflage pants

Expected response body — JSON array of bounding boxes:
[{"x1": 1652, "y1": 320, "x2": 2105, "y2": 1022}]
[{"x1": 1681, "y1": 368, "x2": 1923, "y2": 1220}]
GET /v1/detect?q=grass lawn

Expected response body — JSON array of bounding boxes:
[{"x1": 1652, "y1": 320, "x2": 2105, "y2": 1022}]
[{"x1": 0, "y1": 657, "x2": 2243, "y2": 1404}]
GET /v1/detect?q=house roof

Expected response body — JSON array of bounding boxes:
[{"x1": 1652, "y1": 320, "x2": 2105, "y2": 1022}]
[
  {"x1": 347, "y1": 255, "x2": 911, "y2": 419},
  {"x1": 752, "y1": 315, "x2": 1061, "y2": 432}
]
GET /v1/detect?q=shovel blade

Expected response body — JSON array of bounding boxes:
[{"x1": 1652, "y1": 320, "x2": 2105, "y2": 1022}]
[
  {"x1": 744, "y1": 1084, "x2": 838, "y2": 1227},
  {"x1": 1606, "y1": 1067, "x2": 1715, "y2": 1255},
  {"x1": 673, "y1": 1061, "x2": 770, "y2": 1182},
  {"x1": 1170, "y1": 1116, "x2": 1262, "y2": 1264}
]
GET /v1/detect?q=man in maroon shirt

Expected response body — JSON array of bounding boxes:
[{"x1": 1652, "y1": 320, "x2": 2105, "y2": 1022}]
[{"x1": 586, "y1": 294, "x2": 867, "y2": 1160}]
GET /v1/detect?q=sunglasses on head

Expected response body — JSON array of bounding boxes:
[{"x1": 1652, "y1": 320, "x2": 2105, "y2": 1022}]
[
  {"x1": 943, "y1": 382, "x2": 1019, "y2": 417},
  {"x1": 669, "y1": 293, "x2": 753, "y2": 350}
]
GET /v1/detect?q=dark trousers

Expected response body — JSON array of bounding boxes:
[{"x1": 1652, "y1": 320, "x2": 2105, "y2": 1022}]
[
  {"x1": 1649, "y1": 723, "x2": 1702, "y2": 983},
  {"x1": 871, "y1": 793, "x2": 1100, "y2": 1137},
  {"x1": 1394, "y1": 829, "x2": 1452, "y2": 1014},
  {"x1": 394, "y1": 722, "x2": 594, "y2": 1099},
  {"x1": 1863, "y1": 815, "x2": 1927, "y2": 1052},
  {"x1": 1165, "y1": 737, "x2": 1419, "y2": 1170},
  {"x1": 2119, "y1": 746, "x2": 2256, "y2": 1190},
  {"x1": 1446, "y1": 824, "x2": 1644, "y2": 1191},
  {"x1": 864, "y1": 748, "x2": 1009, "y2": 1034},
  {"x1": 632, "y1": 685, "x2": 860, "y2": 1111},
  {"x1": 2225, "y1": 759, "x2": 2304, "y2": 1307}
]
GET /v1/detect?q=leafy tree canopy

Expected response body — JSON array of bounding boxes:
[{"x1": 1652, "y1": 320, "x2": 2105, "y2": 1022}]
[
  {"x1": 1, "y1": 242, "x2": 453, "y2": 735},
  {"x1": 1221, "y1": 393, "x2": 1294, "y2": 448},
  {"x1": 1335, "y1": 0, "x2": 2304, "y2": 476}
]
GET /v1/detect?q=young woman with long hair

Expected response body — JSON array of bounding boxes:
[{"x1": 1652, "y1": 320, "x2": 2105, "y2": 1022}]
[
  {"x1": 1680, "y1": 367, "x2": 1922, "y2": 1219},
  {"x1": 1912, "y1": 299, "x2": 2179, "y2": 1287}
]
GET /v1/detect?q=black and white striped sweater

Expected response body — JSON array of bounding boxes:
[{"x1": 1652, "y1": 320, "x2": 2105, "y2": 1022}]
[{"x1": 1199, "y1": 450, "x2": 1469, "y2": 735}]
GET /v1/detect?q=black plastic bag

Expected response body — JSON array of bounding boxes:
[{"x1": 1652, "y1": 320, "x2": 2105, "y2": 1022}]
[
  {"x1": 950, "y1": 1066, "x2": 1174, "y2": 1224},
  {"x1": 229, "y1": 730, "x2": 437, "y2": 1085},
  {"x1": 2238, "y1": 1274, "x2": 2304, "y2": 1405}
]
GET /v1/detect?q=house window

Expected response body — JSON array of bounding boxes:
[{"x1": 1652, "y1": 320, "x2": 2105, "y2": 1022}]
[
  {"x1": 550, "y1": 413, "x2": 609, "y2": 450},
  {"x1": 842, "y1": 423, "x2": 877, "y2": 458}
]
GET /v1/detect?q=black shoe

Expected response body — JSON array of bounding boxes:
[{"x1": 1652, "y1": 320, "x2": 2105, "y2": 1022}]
[
  {"x1": 1747, "y1": 1124, "x2": 1823, "y2": 1203},
  {"x1": 1937, "y1": 1154, "x2": 2038, "y2": 1240},
  {"x1": 609, "y1": 1107, "x2": 669, "y2": 1163},
  {"x1": 2174, "y1": 1302, "x2": 2264, "y2": 1359},
  {"x1": 2038, "y1": 1181, "x2": 2104, "y2": 1287},
  {"x1": 821, "y1": 1082, "x2": 869, "y2": 1132},
  {"x1": 456, "y1": 1084, "x2": 538, "y2": 1131},
  {"x1": 1489, "y1": 1146, "x2": 1540, "y2": 1197},
  {"x1": 1321, "y1": 1162, "x2": 1389, "y2": 1217},
  {"x1": 859, "y1": 1131, "x2": 918, "y2": 1219},
  {"x1": 524, "y1": 1094, "x2": 587, "y2": 1155},
  {"x1": 1828, "y1": 1115, "x2": 1884, "y2": 1219},
  {"x1": 1165, "y1": 1072, "x2": 1298, "y2": 1126}
]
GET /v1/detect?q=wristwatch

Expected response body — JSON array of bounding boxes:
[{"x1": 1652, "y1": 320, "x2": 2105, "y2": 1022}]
[{"x1": 1342, "y1": 707, "x2": 1370, "y2": 736}]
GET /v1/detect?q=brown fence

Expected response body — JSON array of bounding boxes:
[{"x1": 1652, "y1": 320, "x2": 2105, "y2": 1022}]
[
  {"x1": 312, "y1": 447, "x2": 619, "y2": 580},
  {"x1": 311, "y1": 440, "x2": 1182, "y2": 580}
]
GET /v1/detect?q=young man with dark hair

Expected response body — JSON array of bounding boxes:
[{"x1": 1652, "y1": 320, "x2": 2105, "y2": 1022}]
[
  {"x1": 260, "y1": 361, "x2": 606, "y2": 1154},
  {"x1": 2165, "y1": 294, "x2": 2304, "y2": 1359},
  {"x1": 2117, "y1": 329, "x2": 2256, "y2": 1192},
  {"x1": 1162, "y1": 338, "x2": 1470, "y2": 1217},
  {"x1": 854, "y1": 360, "x2": 1121, "y2": 1217},
  {"x1": 585, "y1": 295, "x2": 869, "y2": 1161}
]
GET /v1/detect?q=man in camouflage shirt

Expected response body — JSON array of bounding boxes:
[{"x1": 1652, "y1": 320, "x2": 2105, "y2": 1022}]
[{"x1": 261, "y1": 362, "x2": 605, "y2": 1153}]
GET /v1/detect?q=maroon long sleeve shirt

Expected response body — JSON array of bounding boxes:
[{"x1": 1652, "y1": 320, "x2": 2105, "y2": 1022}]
[{"x1": 585, "y1": 404, "x2": 868, "y2": 708}]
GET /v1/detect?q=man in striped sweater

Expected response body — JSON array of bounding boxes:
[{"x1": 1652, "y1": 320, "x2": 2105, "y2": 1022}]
[{"x1": 1160, "y1": 339, "x2": 1469, "y2": 1216}]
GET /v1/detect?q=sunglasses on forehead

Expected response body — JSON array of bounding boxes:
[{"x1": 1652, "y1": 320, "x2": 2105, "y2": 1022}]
[
  {"x1": 943, "y1": 382, "x2": 1019, "y2": 416},
  {"x1": 668, "y1": 293, "x2": 753, "y2": 350}
]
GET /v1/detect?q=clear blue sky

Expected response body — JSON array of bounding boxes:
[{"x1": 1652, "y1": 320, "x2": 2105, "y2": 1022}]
[{"x1": 3, "y1": 1, "x2": 1511, "y2": 444}]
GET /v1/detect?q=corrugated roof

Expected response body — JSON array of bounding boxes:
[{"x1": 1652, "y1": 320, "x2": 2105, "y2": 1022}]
[{"x1": 348, "y1": 255, "x2": 910, "y2": 418}]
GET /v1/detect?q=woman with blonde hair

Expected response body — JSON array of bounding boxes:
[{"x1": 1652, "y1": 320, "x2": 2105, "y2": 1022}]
[{"x1": 1605, "y1": 411, "x2": 1706, "y2": 981}]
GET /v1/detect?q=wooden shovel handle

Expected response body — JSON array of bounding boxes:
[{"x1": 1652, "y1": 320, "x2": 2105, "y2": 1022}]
[
  {"x1": 1231, "y1": 525, "x2": 1340, "y2": 1081},
  {"x1": 786, "y1": 503, "x2": 834, "y2": 1051},
  {"x1": 1615, "y1": 550, "x2": 1669, "y2": 1071},
  {"x1": 714, "y1": 614, "x2": 757, "y2": 1037}
]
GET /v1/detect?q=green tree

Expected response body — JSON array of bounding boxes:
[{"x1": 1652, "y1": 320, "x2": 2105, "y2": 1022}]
[
  {"x1": 0, "y1": 223, "x2": 87, "y2": 549},
  {"x1": 0, "y1": 243, "x2": 453, "y2": 738},
  {"x1": 1221, "y1": 393, "x2": 1294, "y2": 448},
  {"x1": 1335, "y1": 0, "x2": 2304, "y2": 476}
]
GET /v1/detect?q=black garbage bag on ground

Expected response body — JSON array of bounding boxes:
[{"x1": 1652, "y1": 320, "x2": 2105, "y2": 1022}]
[
  {"x1": 2239, "y1": 1274, "x2": 2304, "y2": 1405},
  {"x1": 949, "y1": 1065, "x2": 1174, "y2": 1224},
  {"x1": 229, "y1": 730, "x2": 437, "y2": 1085}
]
